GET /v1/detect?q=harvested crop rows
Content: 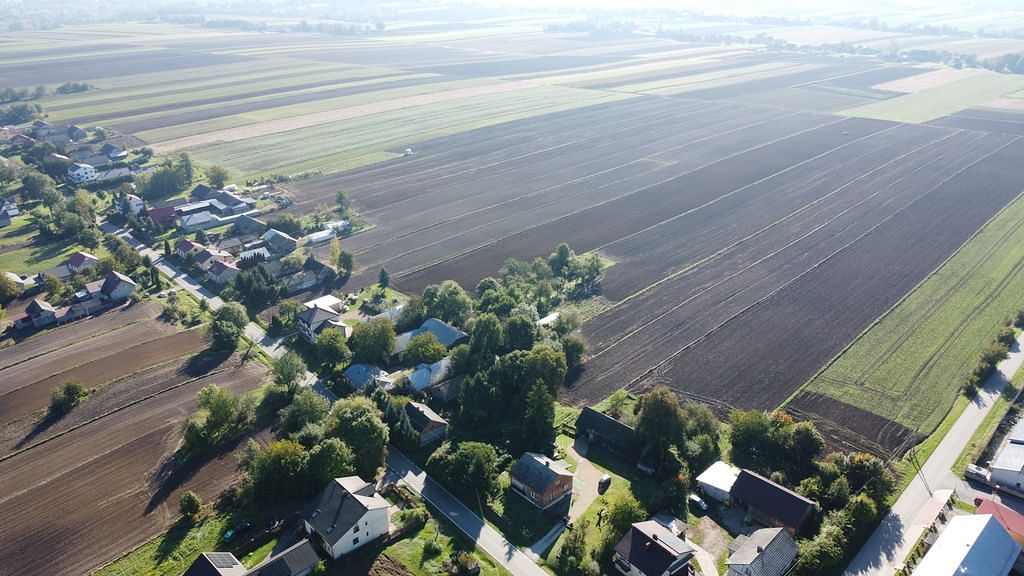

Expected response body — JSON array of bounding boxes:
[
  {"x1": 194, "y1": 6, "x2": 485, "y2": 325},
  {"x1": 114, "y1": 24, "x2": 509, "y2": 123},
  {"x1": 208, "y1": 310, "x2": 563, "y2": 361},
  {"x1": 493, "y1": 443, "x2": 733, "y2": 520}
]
[
  {"x1": 0, "y1": 356, "x2": 268, "y2": 576},
  {"x1": 295, "y1": 95, "x2": 1024, "y2": 453}
]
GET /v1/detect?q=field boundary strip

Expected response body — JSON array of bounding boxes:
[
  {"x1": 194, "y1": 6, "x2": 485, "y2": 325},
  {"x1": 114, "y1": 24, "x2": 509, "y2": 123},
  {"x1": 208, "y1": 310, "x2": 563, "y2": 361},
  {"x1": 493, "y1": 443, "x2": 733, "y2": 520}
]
[
  {"x1": 780, "y1": 186, "x2": 1024, "y2": 413},
  {"x1": 389, "y1": 115, "x2": 849, "y2": 282},
  {"x1": 612, "y1": 135, "x2": 1020, "y2": 397},
  {"x1": 0, "y1": 314, "x2": 158, "y2": 373},
  {"x1": 0, "y1": 358, "x2": 236, "y2": 466}
]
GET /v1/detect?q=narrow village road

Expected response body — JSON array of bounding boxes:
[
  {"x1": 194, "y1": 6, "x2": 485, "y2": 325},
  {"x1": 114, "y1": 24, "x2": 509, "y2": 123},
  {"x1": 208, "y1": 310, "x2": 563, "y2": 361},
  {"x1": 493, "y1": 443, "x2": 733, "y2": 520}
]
[
  {"x1": 845, "y1": 336, "x2": 1024, "y2": 575},
  {"x1": 386, "y1": 449, "x2": 548, "y2": 576},
  {"x1": 101, "y1": 222, "x2": 337, "y2": 402}
]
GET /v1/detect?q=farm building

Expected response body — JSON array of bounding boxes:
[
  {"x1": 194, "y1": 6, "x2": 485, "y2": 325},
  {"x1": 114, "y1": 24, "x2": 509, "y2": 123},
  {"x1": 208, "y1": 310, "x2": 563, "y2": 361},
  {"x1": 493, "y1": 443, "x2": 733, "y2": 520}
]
[
  {"x1": 976, "y1": 497, "x2": 1024, "y2": 549},
  {"x1": 262, "y1": 228, "x2": 298, "y2": 255},
  {"x1": 697, "y1": 461, "x2": 741, "y2": 503},
  {"x1": 21, "y1": 299, "x2": 57, "y2": 329},
  {"x1": 343, "y1": 363, "x2": 390, "y2": 391},
  {"x1": 1, "y1": 197, "x2": 18, "y2": 218},
  {"x1": 991, "y1": 420, "x2": 1024, "y2": 491},
  {"x1": 404, "y1": 401, "x2": 448, "y2": 446},
  {"x1": 0, "y1": 211, "x2": 9, "y2": 228},
  {"x1": 403, "y1": 357, "x2": 451, "y2": 392},
  {"x1": 234, "y1": 214, "x2": 267, "y2": 235},
  {"x1": 146, "y1": 204, "x2": 178, "y2": 227},
  {"x1": 509, "y1": 452, "x2": 573, "y2": 510},
  {"x1": 303, "y1": 476, "x2": 389, "y2": 559},
  {"x1": 239, "y1": 246, "x2": 271, "y2": 263},
  {"x1": 393, "y1": 318, "x2": 467, "y2": 362},
  {"x1": 99, "y1": 143, "x2": 128, "y2": 161},
  {"x1": 304, "y1": 229, "x2": 336, "y2": 245},
  {"x1": 913, "y1": 514, "x2": 1019, "y2": 576},
  {"x1": 725, "y1": 527, "x2": 797, "y2": 576},
  {"x1": 428, "y1": 374, "x2": 465, "y2": 403},
  {"x1": 4, "y1": 271, "x2": 26, "y2": 293},
  {"x1": 730, "y1": 470, "x2": 816, "y2": 536},
  {"x1": 574, "y1": 407, "x2": 640, "y2": 457},
  {"x1": 36, "y1": 263, "x2": 73, "y2": 282},
  {"x1": 180, "y1": 211, "x2": 216, "y2": 232},
  {"x1": 613, "y1": 520, "x2": 697, "y2": 576}
]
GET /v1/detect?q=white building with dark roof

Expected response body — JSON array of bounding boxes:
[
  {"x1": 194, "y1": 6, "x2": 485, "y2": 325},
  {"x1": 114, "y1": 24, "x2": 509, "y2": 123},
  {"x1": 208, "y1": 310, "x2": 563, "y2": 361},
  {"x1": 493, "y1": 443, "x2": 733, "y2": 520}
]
[
  {"x1": 697, "y1": 460, "x2": 741, "y2": 504},
  {"x1": 614, "y1": 520, "x2": 696, "y2": 576},
  {"x1": 303, "y1": 476, "x2": 389, "y2": 559},
  {"x1": 726, "y1": 527, "x2": 797, "y2": 576}
]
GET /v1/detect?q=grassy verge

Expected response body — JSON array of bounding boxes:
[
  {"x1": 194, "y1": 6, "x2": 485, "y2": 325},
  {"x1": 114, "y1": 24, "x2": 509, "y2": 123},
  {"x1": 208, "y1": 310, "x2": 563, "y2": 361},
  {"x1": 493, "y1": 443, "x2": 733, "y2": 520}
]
[
  {"x1": 240, "y1": 538, "x2": 277, "y2": 568},
  {"x1": 94, "y1": 515, "x2": 230, "y2": 576},
  {"x1": 952, "y1": 373, "x2": 1022, "y2": 476},
  {"x1": 890, "y1": 395, "x2": 969, "y2": 506}
]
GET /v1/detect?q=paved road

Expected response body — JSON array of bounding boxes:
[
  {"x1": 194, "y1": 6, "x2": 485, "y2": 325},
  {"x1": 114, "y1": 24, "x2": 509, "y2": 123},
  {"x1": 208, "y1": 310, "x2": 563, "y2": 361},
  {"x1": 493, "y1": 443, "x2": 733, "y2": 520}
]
[
  {"x1": 386, "y1": 449, "x2": 548, "y2": 576},
  {"x1": 845, "y1": 336, "x2": 1024, "y2": 575},
  {"x1": 102, "y1": 222, "x2": 338, "y2": 403}
]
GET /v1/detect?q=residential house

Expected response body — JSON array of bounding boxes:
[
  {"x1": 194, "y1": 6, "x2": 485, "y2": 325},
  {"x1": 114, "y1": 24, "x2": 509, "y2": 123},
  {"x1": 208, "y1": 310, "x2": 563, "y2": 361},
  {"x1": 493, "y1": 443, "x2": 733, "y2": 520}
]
[
  {"x1": 244, "y1": 539, "x2": 320, "y2": 576},
  {"x1": 191, "y1": 183, "x2": 216, "y2": 198},
  {"x1": 404, "y1": 401, "x2": 448, "y2": 446},
  {"x1": 696, "y1": 461, "x2": 741, "y2": 504},
  {"x1": 297, "y1": 295, "x2": 351, "y2": 344},
  {"x1": 1, "y1": 197, "x2": 18, "y2": 218},
  {"x1": 393, "y1": 318, "x2": 468, "y2": 362},
  {"x1": 372, "y1": 305, "x2": 405, "y2": 324},
  {"x1": 304, "y1": 229, "x2": 336, "y2": 246},
  {"x1": 146, "y1": 204, "x2": 178, "y2": 228},
  {"x1": 913, "y1": 514, "x2": 1020, "y2": 576},
  {"x1": 68, "y1": 147, "x2": 110, "y2": 168},
  {"x1": 183, "y1": 552, "x2": 247, "y2": 576},
  {"x1": 262, "y1": 229, "x2": 298, "y2": 255},
  {"x1": 613, "y1": 520, "x2": 697, "y2": 576},
  {"x1": 509, "y1": 452, "x2": 573, "y2": 510},
  {"x1": 99, "y1": 143, "x2": 128, "y2": 161},
  {"x1": 281, "y1": 258, "x2": 334, "y2": 294},
  {"x1": 4, "y1": 271, "x2": 25, "y2": 293},
  {"x1": 725, "y1": 527, "x2": 797, "y2": 576},
  {"x1": 117, "y1": 193, "x2": 145, "y2": 216},
  {"x1": 98, "y1": 270, "x2": 137, "y2": 302},
  {"x1": 209, "y1": 260, "x2": 240, "y2": 285},
  {"x1": 67, "y1": 251, "x2": 99, "y2": 274},
  {"x1": 10, "y1": 133, "x2": 35, "y2": 148},
  {"x1": 67, "y1": 125, "x2": 88, "y2": 141},
  {"x1": 196, "y1": 247, "x2": 233, "y2": 271},
  {"x1": 176, "y1": 238, "x2": 206, "y2": 259},
  {"x1": 730, "y1": 470, "x2": 817, "y2": 536},
  {"x1": 22, "y1": 299, "x2": 57, "y2": 329},
  {"x1": 343, "y1": 363, "x2": 390, "y2": 391},
  {"x1": 182, "y1": 540, "x2": 319, "y2": 576},
  {"x1": 428, "y1": 374, "x2": 465, "y2": 404},
  {"x1": 68, "y1": 163, "x2": 98, "y2": 184},
  {"x1": 303, "y1": 476, "x2": 389, "y2": 559},
  {"x1": 990, "y1": 419, "x2": 1024, "y2": 491},
  {"x1": 404, "y1": 357, "x2": 451, "y2": 392},
  {"x1": 575, "y1": 407, "x2": 640, "y2": 458}
]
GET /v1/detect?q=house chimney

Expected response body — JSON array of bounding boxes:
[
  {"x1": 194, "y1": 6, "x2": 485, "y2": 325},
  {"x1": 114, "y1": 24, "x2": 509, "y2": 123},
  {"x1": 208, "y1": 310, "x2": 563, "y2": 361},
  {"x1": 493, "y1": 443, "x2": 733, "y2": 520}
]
[
  {"x1": 545, "y1": 460, "x2": 550, "y2": 467},
  {"x1": 652, "y1": 533, "x2": 658, "y2": 541}
]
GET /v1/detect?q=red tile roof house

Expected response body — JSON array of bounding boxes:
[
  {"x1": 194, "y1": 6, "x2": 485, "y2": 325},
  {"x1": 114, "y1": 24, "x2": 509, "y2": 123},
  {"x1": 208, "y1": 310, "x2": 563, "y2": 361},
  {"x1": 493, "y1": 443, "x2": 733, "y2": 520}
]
[
  {"x1": 146, "y1": 204, "x2": 178, "y2": 228},
  {"x1": 67, "y1": 251, "x2": 99, "y2": 274},
  {"x1": 976, "y1": 497, "x2": 1024, "y2": 550},
  {"x1": 509, "y1": 452, "x2": 573, "y2": 510},
  {"x1": 176, "y1": 238, "x2": 206, "y2": 258}
]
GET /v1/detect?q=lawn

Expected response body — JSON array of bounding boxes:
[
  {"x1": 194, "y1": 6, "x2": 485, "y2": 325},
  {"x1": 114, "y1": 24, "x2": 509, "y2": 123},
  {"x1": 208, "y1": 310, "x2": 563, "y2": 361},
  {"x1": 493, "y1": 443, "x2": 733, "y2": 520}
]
[
  {"x1": 0, "y1": 225, "x2": 111, "y2": 276},
  {"x1": 240, "y1": 538, "x2": 277, "y2": 568},
  {"x1": 94, "y1": 515, "x2": 230, "y2": 576},
  {"x1": 487, "y1": 472, "x2": 561, "y2": 546},
  {"x1": 795, "y1": 191, "x2": 1024, "y2": 438},
  {"x1": 840, "y1": 70, "x2": 1024, "y2": 122}
]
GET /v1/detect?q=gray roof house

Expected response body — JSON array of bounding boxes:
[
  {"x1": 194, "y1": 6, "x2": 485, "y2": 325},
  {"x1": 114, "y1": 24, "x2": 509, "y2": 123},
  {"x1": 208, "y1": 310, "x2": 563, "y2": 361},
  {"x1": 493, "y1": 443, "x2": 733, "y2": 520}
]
[
  {"x1": 183, "y1": 552, "x2": 247, "y2": 576},
  {"x1": 404, "y1": 357, "x2": 451, "y2": 392},
  {"x1": 509, "y1": 452, "x2": 573, "y2": 510},
  {"x1": 614, "y1": 520, "x2": 696, "y2": 576},
  {"x1": 394, "y1": 318, "x2": 468, "y2": 362},
  {"x1": 343, "y1": 363, "x2": 390, "y2": 391},
  {"x1": 182, "y1": 539, "x2": 319, "y2": 576},
  {"x1": 404, "y1": 401, "x2": 448, "y2": 446},
  {"x1": 726, "y1": 527, "x2": 797, "y2": 576},
  {"x1": 303, "y1": 476, "x2": 389, "y2": 560}
]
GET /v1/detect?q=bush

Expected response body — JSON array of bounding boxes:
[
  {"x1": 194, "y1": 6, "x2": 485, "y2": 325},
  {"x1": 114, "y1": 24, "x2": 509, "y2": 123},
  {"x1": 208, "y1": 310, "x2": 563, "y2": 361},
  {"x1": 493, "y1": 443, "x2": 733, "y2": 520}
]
[
  {"x1": 48, "y1": 380, "x2": 87, "y2": 418},
  {"x1": 423, "y1": 538, "x2": 442, "y2": 557},
  {"x1": 179, "y1": 490, "x2": 202, "y2": 520}
]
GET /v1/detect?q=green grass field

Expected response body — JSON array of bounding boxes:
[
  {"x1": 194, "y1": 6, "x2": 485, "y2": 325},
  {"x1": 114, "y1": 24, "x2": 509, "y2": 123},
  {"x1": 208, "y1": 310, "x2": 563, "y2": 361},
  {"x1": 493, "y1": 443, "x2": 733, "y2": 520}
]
[
  {"x1": 840, "y1": 71, "x2": 1024, "y2": 122},
  {"x1": 795, "y1": 191, "x2": 1024, "y2": 438},
  {"x1": 0, "y1": 217, "x2": 111, "y2": 276},
  {"x1": 94, "y1": 515, "x2": 230, "y2": 576}
]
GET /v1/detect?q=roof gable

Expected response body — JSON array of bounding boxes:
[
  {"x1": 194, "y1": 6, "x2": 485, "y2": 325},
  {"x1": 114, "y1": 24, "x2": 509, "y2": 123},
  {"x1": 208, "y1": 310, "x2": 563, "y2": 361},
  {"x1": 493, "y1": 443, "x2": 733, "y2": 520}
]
[
  {"x1": 511, "y1": 452, "x2": 571, "y2": 493},
  {"x1": 304, "y1": 477, "x2": 387, "y2": 545},
  {"x1": 731, "y1": 470, "x2": 816, "y2": 533},
  {"x1": 615, "y1": 521, "x2": 694, "y2": 576}
]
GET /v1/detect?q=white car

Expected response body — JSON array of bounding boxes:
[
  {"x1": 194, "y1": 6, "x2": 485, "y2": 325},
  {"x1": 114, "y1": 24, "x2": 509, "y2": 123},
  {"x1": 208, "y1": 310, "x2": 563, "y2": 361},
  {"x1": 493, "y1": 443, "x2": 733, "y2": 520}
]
[{"x1": 688, "y1": 494, "x2": 708, "y2": 511}]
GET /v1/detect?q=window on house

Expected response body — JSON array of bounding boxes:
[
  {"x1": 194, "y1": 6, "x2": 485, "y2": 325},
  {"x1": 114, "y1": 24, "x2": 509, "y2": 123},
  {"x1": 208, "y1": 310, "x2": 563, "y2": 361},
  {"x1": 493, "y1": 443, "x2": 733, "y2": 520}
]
[{"x1": 353, "y1": 537, "x2": 360, "y2": 545}]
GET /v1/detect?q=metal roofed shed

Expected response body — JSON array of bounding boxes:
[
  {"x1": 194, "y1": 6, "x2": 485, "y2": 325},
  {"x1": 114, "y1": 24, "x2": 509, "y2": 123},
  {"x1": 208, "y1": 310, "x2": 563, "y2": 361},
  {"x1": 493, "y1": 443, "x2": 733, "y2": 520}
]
[
  {"x1": 991, "y1": 442, "x2": 1024, "y2": 491},
  {"x1": 912, "y1": 514, "x2": 1020, "y2": 576},
  {"x1": 696, "y1": 461, "x2": 740, "y2": 503}
]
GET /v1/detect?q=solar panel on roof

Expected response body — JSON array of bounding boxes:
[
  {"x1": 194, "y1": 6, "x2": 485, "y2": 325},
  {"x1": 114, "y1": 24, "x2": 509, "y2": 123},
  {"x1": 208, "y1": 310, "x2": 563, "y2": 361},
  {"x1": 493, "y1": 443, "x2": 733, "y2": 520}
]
[{"x1": 207, "y1": 552, "x2": 239, "y2": 568}]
